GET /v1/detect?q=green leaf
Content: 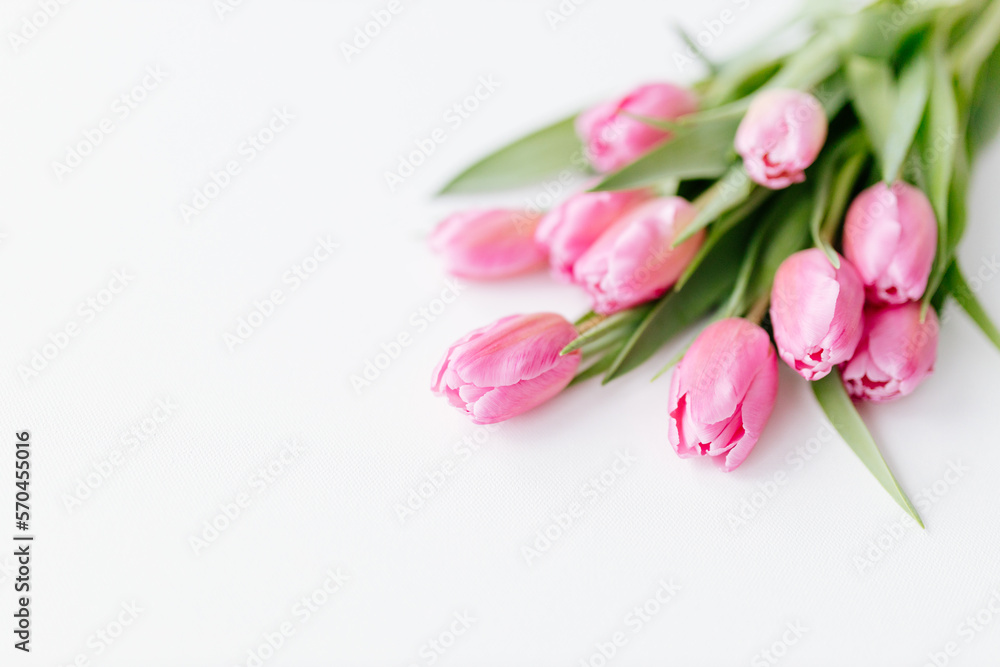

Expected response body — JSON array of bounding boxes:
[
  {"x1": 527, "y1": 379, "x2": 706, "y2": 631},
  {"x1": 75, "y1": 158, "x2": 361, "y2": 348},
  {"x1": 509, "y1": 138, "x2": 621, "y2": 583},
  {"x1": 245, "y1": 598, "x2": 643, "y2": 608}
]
[
  {"x1": 437, "y1": 114, "x2": 582, "y2": 194},
  {"x1": 590, "y1": 113, "x2": 741, "y2": 192},
  {"x1": 882, "y1": 51, "x2": 931, "y2": 182},
  {"x1": 745, "y1": 188, "x2": 812, "y2": 306},
  {"x1": 701, "y1": 57, "x2": 783, "y2": 108},
  {"x1": 568, "y1": 347, "x2": 622, "y2": 387},
  {"x1": 675, "y1": 187, "x2": 772, "y2": 290},
  {"x1": 767, "y1": 32, "x2": 842, "y2": 91},
  {"x1": 953, "y1": 0, "x2": 1000, "y2": 96},
  {"x1": 812, "y1": 369, "x2": 924, "y2": 528},
  {"x1": 560, "y1": 306, "x2": 653, "y2": 355},
  {"x1": 809, "y1": 131, "x2": 868, "y2": 267},
  {"x1": 920, "y1": 44, "x2": 960, "y2": 314},
  {"x1": 968, "y1": 37, "x2": 1000, "y2": 157},
  {"x1": 845, "y1": 56, "x2": 896, "y2": 159},
  {"x1": 673, "y1": 22, "x2": 718, "y2": 74},
  {"x1": 674, "y1": 164, "x2": 754, "y2": 246},
  {"x1": 942, "y1": 262, "x2": 1000, "y2": 352},
  {"x1": 601, "y1": 224, "x2": 747, "y2": 383}
]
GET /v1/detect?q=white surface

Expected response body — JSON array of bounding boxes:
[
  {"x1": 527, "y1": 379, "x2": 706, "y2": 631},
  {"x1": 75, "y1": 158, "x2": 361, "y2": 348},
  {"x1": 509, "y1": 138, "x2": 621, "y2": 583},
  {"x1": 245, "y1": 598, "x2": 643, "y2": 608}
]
[{"x1": 2, "y1": 1, "x2": 1000, "y2": 665}]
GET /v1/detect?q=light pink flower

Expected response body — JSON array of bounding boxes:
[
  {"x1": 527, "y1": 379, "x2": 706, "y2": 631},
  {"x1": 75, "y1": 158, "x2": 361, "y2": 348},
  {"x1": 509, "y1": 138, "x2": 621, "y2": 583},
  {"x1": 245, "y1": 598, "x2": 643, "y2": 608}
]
[
  {"x1": 571, "y1": 197, "x2": 704, "y2": 315},
  {"x1": 576, "y1": 83, "x2": 698, "y2": 173},
  {"x1": 841, "y1": 302, "x2": 938, "y2": 402},
  {"x1": 431, "y1": 313, "x2": 581, "y2": 424},
  {"x1": 430, "y1": 209, "x2": 546, "y2": 279},
  {"x1": 535, "y1": 187, "x2": 652, "y2": 282},
  {"x1": 735, "y1": 89, "x2": 827, "y2": 189},
  {"x1": 770, "y1": 249, "x2": 865, "y2": 380},
  {"x1": 668, "y1": 318, "x2": 779, "y2": 472},
  {"x1": 843, "y1": 182, "x2": 938, "y2": 304}
]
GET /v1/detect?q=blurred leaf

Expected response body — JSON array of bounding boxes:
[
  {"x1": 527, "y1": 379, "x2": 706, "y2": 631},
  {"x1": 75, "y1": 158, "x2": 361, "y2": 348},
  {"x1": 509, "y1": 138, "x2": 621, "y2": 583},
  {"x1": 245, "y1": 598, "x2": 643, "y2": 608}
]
[
  {"x1": 767, "y1": 32, "x2": 841, "y2": 91},
  {"x1": 673, "y1": 23, "x2": 718, "y2": 74},
  {"x1": 920, "y1": 43, "x2": 960, "y2": 314},
  {"x1": 601, "y1": 224, "x2": 747, "y2": 383},
  {"x1": 882, "y1": 51, "x2": 931, "y2": 182},
  {"x1": 437, "y1": 115, "x2": 581, "y2": 194},
  {"x1": 812, "y1": 369, "x2": 923, "y2": 527},
  {"x1": 590, "y1": 114, "x2": 741, "y2": 191},
  {"x1": 702, "y1": 58, "x2": 783, "y2": 108},
  {"x1": 943, "y1": 262, "x2": 1000, "y2": 352},
  {"x1": 675, "y1": 164, "x2": 754, "y2": 245},
  {"x1": 573, "y1": 310, "x2": 598, "y2": 328},
  {"x1": 946, "y1": 119, "x2": 970, "y2": 260},
  {"x1": 845, "y1": 56, "x2": 896, "y2": 159},
  {"x1": 953, "y1": 0, "x2": 1000, "y2": 95},
  {"x1": 848, "y1": 3, "x2": 935, "y2": 59},
  {"x1": 968, "y1": 38, "x2": 1000, "y2": 157}
]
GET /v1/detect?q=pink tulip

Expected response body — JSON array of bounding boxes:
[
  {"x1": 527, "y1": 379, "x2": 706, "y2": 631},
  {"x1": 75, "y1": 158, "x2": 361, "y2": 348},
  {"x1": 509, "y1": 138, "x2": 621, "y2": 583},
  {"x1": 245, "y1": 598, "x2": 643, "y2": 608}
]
[
  {"x1": 571, "y1": 197, "x2": 705, "y2": 314},
  {"x1": 535, "y1": 187, "x2": 652, "y2": 282},
  {"x1": 770, "y1": 249, "x2": 865, "y2": 381},
  {"x1": 430, "y1": 209, "x2": 547, "y2": 279},
  {"x1": 843, "y1": 182, "x2": 938, "y2": 304},
  {"x1": 431, "y1": 313, "x2": 581, "y2": 424},
  {"x1": 668, "y1": 318, "x2": 779, "y2": 472},
  {"x1": 576, "y1": 83, "x2": 698, "y2": 173},
  {"x1": 735, "y1": 89, "x2": 827, "y2": 189},
  {"x1": 841, "y1": 302, "x2": 938, "y2": 402}
]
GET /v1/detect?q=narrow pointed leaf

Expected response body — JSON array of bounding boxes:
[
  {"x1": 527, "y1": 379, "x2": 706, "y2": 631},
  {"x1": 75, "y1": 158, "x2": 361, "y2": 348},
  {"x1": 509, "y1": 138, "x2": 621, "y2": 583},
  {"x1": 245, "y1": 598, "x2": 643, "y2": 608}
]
[
  {"x1": 882, "y1": 52, "x2": 931, "y2": 182},
  {"x1": 943, "y1": 262, "x2": 1000, "y2": 352},
  {"x1": 675, "y1": 187, "x2": 771, "y2": 289},
  {"x1": 561, "y1": 305, "x2": 653, "y2": 355},
  {"x1": 968, "y1": 39, "x2": 1000, "y2": 157},
  {"x1": 812, "y1": 369, "x2": 924, "y2": 527},
  {"x1": 920, "y1": 45, "x2": 959, "y2": 314},
  {"x1": 438, "y1": 114, "x2": 582, "y2": 194},
  {"x1": 674, "y1": 164, "x2": 753, "y2": 245},
  {"x1": 809, "y1": 132, "x2": 867, "y2": 267},
  {"x1": 590, "y1": 114, "x2": 741, "y2": 192},
  {"x1": 845, "y1": 56, "x2": 896, "y2": 159},
  {"x1": 568, "y1": 348, "x2": 621, "y2": 387}
]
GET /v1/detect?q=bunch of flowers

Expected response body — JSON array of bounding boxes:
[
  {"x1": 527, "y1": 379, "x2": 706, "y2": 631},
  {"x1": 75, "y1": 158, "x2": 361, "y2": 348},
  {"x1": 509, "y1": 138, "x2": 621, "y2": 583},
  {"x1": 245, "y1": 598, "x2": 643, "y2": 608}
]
[{"x1": 428, "y1": 0, "x2": 1000, "y2": 524}]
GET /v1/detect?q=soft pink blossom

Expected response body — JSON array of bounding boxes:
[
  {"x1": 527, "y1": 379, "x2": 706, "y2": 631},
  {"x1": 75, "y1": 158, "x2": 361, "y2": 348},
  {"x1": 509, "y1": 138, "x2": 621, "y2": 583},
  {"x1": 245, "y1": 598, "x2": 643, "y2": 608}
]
[
  {"x1": 843, "y1": 182, "x2": 938, "y2": 304},
  {"x1": 431, "y1": 313, "x2": 581, "y2": 424},
  {"x1": 576, "y1": 83, "x2": 698, "y2": 173},
  {"x1": 430, "y1": 209, "x2": 546, "y2": 279},
  {"x1": 668, "y1": 318, "x2": 779, "y2": 472},
  {"x1": 735, "y1": 89, "x2": 828, "y2": 189},
  {"x1": 770, "y1": 249, "x2": 865, "y2": 380},
  {"x1": 841, "y1": 302, "x2": 938, "y2": 402},
  {"x1": 571, "y1": 197, "x2": 704, "y2": 314},
  {"x1": 535, "y1": 187, "x2": 652, "y2": 282}
]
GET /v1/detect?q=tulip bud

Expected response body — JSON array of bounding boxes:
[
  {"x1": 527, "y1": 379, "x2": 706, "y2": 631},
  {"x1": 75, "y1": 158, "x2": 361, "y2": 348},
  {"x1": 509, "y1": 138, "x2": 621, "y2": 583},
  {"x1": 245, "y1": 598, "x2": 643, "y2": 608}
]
[
  {"x1": 431, "y1": 313, "x2": 581, "y2": 424},
  {"x1": 843, "y1": 182, "x2": 938, "y2": 304},
  {"x1": 770, "y1": 248, "x2": 865, "y2": 380},
  {"x1": 841, "y1": 302, "x2": 938, "y2": 402},
  {"x1": 571, "y1": 197, "x2": 704, "y2": 315},
  {"x1": 576, "y1": 83, "x2": 698, "y2": 173},
  {"x1": 668, "y1": 318, "x2": 779, "y2": 472},
  {"x1": 535, "y1": 187, "x2": 652, "y2": 282},
  {"x1": 735, "y1": 89, "x2": 827, "y2": 189},
  {"x1": 430, "y1": 209, "x2": 547, "y2": 280}
]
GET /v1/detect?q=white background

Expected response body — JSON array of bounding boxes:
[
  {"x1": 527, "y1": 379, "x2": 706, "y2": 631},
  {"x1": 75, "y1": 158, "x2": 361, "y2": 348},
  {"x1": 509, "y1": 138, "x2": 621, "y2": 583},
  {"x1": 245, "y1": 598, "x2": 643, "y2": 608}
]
[{"x1": 2, "y1": 0, "x2": 1000, "y2": 665}]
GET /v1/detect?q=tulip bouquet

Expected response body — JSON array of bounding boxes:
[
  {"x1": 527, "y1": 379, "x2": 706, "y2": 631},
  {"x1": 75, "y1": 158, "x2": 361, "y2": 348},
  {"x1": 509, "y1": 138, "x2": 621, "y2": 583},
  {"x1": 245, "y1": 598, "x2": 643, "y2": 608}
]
[{"x1": 429, "y1": 0, "x2": 1000, "y2": 524}]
